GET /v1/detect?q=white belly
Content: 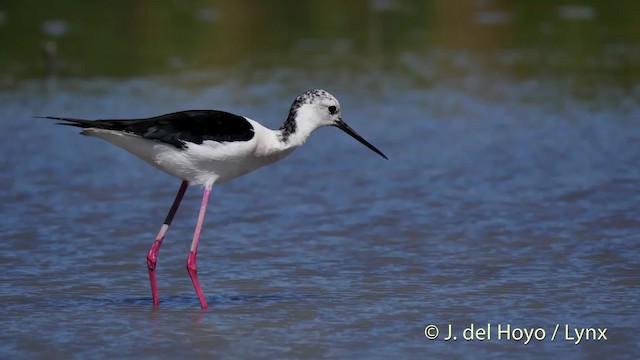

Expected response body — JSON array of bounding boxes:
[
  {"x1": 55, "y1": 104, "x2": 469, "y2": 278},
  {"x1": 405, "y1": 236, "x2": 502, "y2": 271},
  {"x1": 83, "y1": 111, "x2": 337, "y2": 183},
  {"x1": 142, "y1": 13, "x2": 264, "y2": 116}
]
[{"x1": 82, "y1": 128, "x2": 294, "y2": 187}]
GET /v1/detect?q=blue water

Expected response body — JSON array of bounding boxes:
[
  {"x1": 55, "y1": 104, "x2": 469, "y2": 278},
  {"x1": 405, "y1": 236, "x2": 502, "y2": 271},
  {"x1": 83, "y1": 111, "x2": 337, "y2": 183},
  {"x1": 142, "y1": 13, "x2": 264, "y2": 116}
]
[{"x1": 1, "y1": 69, "x2": 639, "y2": 358}]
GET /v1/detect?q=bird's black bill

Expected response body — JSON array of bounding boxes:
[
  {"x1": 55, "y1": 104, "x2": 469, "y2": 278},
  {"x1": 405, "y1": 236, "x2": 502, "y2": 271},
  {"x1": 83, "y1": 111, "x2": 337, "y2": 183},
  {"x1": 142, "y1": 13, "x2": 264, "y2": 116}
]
[{"x1": 334, "y1": 119, "x2": 388, "y2": 159}]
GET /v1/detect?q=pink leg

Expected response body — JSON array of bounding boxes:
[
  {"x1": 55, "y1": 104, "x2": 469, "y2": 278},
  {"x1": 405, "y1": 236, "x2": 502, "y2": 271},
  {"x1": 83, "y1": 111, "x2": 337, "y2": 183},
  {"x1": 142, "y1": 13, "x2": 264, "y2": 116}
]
[
  {"x1": 187, "y1": 186, "x2": 212, "y2": 309},
  {"x1": 147, "y1": 180, "x2": 188, "y2": 307}
]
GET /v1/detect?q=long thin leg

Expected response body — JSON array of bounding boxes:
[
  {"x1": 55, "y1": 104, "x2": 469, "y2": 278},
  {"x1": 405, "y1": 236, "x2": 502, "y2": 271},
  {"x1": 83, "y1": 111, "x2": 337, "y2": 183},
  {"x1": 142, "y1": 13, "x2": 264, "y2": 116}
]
[
  {"x1": 147, "y1": 180, "x2": 189, "y2": 307},
  {"x1": 187, "y1": 186, "x2": 212, "y2": 309}
]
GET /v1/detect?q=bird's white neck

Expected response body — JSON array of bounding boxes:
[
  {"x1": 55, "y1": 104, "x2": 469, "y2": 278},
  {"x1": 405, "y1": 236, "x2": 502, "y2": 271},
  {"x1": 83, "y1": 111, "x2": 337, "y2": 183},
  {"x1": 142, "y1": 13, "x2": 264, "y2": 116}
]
[{"x1": 277, "y1": 105, "x2": 324, "y2": 149}]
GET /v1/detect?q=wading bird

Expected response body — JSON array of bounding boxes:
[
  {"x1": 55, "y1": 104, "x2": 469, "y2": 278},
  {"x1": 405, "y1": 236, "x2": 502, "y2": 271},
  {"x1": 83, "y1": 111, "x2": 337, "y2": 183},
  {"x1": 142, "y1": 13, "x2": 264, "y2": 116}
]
[{"x1": 43, "y1": 89, "x2": 387, "y2": 309}]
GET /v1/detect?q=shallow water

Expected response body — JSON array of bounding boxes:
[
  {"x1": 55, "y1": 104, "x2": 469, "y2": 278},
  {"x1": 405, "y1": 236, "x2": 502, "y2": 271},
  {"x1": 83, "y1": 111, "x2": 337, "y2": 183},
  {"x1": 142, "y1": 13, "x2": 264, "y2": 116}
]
[
  {"x1": 2, "y1": 1, "x2": 640, "y2": 359},
  {"x1": 2, "y1": 70, "x2": 638, "y2": 358}
]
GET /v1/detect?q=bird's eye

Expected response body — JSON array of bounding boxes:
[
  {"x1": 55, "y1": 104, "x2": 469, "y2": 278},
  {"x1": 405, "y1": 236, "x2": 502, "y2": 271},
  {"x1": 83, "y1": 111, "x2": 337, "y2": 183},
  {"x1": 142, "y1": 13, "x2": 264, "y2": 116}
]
[{"x1": 328, "y1": 105, "x2": 337, "y2": 114}]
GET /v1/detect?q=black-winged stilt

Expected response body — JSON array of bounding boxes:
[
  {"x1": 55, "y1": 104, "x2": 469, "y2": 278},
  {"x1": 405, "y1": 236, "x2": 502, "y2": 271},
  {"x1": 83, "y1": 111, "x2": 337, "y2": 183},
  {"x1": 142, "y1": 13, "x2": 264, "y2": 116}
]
[{"x1": 42, "y1": 89, "x2": 387, "y2": 309}]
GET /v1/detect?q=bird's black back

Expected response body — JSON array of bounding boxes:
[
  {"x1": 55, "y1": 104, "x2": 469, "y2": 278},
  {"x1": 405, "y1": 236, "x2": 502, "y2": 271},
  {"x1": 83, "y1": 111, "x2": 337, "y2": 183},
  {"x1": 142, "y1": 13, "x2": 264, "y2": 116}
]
[{"x1": 48, "y1": 110, "x2": 255, "y2": 148}]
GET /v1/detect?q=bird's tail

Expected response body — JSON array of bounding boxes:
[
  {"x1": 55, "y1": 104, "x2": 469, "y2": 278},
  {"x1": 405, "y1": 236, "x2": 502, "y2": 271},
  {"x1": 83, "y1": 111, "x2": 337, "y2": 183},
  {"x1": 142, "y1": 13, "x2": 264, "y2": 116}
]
[{"x1": 35, "y1": 116, "x2": 99, "y2": 129}]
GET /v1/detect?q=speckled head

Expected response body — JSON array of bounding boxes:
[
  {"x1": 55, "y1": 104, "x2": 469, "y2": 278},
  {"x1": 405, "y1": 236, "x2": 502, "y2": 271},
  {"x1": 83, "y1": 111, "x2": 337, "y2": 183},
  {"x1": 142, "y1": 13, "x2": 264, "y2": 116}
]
[
  {"x1": 280, "y1": 89, "x2": 387, "y2": 159},
  {"x1": 294, "y1": 89, "x2": 337, "y2": 106},
  {"x1": 280, "y1": 89, "x2": 341, "y2": 140}
]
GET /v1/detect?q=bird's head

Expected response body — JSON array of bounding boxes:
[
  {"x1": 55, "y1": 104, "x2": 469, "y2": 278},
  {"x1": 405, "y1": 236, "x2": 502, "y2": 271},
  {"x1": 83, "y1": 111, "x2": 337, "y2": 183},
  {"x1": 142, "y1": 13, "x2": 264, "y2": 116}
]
[{"x1": 286, "y1": 89, "x2": 388, "y2": 159}]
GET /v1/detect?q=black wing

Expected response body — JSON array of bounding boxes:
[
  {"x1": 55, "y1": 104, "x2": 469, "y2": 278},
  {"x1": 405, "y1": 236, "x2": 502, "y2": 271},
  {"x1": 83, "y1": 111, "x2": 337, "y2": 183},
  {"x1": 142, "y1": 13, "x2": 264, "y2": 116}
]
[{"x1": 44, "y1": 110, "x2": 255, "y2": 148}]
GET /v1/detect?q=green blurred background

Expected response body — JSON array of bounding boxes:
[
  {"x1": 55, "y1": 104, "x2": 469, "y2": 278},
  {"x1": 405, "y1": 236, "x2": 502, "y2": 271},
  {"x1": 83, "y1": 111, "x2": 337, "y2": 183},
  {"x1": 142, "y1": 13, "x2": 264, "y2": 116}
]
[{"x1": 1, "y1": 0, "x2": 639, "y2": 94}]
